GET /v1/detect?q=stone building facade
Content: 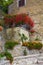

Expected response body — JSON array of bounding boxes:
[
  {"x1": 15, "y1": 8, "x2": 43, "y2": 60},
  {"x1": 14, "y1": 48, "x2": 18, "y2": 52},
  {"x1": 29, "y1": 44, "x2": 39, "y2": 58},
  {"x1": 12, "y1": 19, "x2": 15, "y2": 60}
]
[{"x1": 8, "y1": 0, "x2": 43, "y2": 40}]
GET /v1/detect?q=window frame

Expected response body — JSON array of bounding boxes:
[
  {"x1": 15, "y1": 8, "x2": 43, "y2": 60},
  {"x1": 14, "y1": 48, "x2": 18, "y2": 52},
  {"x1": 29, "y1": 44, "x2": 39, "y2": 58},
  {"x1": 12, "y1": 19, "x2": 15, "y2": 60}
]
[{"x1": 17, "y1": 0, "x2": 26, "y2": 7}]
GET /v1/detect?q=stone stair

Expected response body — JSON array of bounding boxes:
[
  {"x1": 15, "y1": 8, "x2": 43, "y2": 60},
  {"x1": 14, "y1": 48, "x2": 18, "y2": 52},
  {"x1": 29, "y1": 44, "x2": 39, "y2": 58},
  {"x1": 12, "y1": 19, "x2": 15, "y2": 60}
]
[
  {"x1": 12, "y1": 53, "x2": 43, "y2": 65},
  {"x1": 0, "y1": 53, "x2": 43, "y2": 65}
]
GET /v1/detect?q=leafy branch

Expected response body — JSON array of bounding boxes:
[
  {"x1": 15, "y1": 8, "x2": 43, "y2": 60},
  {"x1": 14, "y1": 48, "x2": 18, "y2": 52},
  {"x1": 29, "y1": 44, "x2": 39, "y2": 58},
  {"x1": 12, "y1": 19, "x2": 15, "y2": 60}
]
[{"x1": 19, "y1": 33, "x2": 28, "y2": 43}]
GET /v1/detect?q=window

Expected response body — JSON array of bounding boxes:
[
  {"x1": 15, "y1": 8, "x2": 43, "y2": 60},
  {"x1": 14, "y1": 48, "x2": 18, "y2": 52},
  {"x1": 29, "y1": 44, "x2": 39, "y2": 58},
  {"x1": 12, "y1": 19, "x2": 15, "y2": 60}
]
[{"x1": 17, "y1": 0, "x2": 26, "y2": 7}]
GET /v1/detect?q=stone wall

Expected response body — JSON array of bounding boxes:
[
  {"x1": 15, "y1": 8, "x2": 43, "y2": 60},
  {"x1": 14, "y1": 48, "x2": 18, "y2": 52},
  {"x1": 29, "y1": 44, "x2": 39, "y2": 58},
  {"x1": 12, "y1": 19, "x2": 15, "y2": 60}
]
[
  {"x1": 8, "y1": 0, "x2": 43, "y2": 15},
  {"x1": 8, "y1": 0, "x2": 43, "y2": 39}
]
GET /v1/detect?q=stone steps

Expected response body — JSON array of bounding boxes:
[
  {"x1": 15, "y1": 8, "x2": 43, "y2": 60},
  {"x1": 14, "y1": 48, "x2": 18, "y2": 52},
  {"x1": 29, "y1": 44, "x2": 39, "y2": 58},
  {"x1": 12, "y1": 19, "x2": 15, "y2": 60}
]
[
  {"x1": 0, "y1": 54, "x2": 43, "y2": 65},
  {"x1": 13, "y1": 53, "x2": 43, "y2": 65}
]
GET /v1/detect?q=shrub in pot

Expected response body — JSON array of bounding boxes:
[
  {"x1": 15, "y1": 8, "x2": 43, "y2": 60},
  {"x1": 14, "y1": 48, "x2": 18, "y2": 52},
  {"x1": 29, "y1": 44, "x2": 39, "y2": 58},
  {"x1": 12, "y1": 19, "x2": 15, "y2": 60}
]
[{"x1": 0, "y1": 53, "x2": 5, "y2": 59}]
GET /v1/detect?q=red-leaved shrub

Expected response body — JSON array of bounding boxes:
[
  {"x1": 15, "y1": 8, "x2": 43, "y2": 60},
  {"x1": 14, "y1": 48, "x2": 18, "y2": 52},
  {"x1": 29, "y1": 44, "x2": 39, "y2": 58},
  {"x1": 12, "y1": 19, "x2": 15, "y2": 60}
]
[{"x1": 4, "y1": 14, "x2": 34, "y2": 29}]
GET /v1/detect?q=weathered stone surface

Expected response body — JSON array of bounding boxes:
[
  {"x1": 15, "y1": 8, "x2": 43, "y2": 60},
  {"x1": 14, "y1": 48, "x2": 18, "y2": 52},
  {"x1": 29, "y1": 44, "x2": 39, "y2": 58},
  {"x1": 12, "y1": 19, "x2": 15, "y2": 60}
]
[
  {"x1": 8, "y1": 0, "x2": 43, "y2": 15},
  {"x1": 13, "y1": 53, "x2": 43, "y2": 65}
]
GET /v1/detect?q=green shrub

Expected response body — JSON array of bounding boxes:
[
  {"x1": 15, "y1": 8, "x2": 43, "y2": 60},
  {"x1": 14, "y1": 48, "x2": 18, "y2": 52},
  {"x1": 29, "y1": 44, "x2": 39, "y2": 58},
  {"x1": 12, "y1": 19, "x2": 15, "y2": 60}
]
[
  {"x1": 34, "y1": 43, "x2": 42, "y2": 50},
  {"x1": 5, "y1": 40, "x2": 19, "y2": 50},
  {"x1": 27, "y1": 42, "x2": 42, "y2": 50},
  {"x1": 4, "y1": 51, "x2": 13, "y2": 63},
  {"x1": 0, "y1": 51, "x2": 13, "y2": 63},
  {"x1": 28, "y1": 42, "x2": 34, "y2": 50},
  {"x1": 0, "y1": 53, "x2": 5, "y2": 59}
]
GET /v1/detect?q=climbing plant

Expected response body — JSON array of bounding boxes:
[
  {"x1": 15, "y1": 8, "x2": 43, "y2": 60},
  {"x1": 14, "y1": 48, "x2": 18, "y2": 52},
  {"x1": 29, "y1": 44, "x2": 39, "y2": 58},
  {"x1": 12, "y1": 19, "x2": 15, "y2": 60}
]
[{"x1": 0, "y1": 0, "x2": 13, "y2": 13}]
